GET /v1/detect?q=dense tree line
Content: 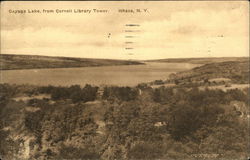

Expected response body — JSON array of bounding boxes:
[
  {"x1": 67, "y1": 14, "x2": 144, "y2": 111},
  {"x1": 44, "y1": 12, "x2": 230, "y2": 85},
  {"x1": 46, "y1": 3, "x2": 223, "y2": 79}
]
[
  {"x1": 101, "y1": 86, "x2": 249, "y2": 159},
  {"x1": 102, "y1": 86, "x2": 138, "y2": 101},
  {"x1": 38, "y1": 84, "x2": 98, "y2": 103},
  {"x1": 0, "y1": 83, "x2": 249, "y2": 159},
  {"x1": 153, "y1": 86, "x2": 248, "y2": 105}
]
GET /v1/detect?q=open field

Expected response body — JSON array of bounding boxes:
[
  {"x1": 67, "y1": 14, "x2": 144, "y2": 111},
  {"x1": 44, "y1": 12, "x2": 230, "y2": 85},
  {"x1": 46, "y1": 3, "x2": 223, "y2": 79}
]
[
  {"x1": 199, "y1": 84, "x2": 249, "y2": 91},
  {"x1": 0, "y1": 54, "x2": 144, "y2": 70}
]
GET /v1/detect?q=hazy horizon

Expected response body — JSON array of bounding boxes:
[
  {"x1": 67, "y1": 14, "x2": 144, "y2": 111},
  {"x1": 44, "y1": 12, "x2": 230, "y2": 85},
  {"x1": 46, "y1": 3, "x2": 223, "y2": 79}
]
[
  {"x1": 1, "y1": 53, "x2": 249, "y2": 61},
  {"x1": 1, "y1": 1, "x2": 249, "y2": 60}
]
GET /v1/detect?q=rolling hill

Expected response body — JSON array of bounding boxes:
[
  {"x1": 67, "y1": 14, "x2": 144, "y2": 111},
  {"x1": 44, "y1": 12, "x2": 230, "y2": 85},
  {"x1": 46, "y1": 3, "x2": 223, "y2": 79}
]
[
  {"x1": 168, "y1": 60, "x2": 249, "y2": 84},
  {"x1": 0, "y1": 54, "x2": 144, "y2": 70},
  {"x1": 147, "y1": 57, "x2": 248, "y2": 64}
]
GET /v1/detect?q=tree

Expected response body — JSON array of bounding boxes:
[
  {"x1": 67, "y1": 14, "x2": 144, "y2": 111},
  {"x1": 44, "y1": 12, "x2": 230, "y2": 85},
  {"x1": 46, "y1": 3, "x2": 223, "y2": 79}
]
[
  {"x1": 128, "y1": 142, "x2": 163, "y2": 159},
  {"x1": 57, "y1": 145, "x2": 100, "y2": 159}
]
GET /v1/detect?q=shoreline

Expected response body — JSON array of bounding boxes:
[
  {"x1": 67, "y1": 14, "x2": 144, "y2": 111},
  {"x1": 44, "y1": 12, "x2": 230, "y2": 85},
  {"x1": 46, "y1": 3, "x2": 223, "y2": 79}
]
[{"x1": 0, "y1": 63, "x2": 146, "y2": 71}]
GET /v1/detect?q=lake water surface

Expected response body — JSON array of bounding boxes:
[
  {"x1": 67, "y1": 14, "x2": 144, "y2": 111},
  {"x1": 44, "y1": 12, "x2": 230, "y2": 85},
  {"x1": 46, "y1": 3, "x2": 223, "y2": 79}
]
[{"x1": 0, "y1": 62, "x2": 199, "y2": 86}]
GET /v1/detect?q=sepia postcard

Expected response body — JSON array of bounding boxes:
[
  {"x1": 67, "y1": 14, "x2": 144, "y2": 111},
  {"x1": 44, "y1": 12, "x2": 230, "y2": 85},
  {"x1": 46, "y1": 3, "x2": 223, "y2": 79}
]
[{"x1": 0, "y1": 1, "x2": 249, "y2": 160}]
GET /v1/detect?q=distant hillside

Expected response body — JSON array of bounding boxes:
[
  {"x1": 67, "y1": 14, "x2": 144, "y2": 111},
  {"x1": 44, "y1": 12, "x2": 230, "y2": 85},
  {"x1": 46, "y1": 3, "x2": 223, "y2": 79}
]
[
  {"x1": 168, "y1": 60, "x2": 249, "y2": 84},
  {"x1": 0, "y1": 54, "x2": 144, "y2": 70},
  {"x1": 147, "y1": 57, "x2": 248, "y2": 64}
]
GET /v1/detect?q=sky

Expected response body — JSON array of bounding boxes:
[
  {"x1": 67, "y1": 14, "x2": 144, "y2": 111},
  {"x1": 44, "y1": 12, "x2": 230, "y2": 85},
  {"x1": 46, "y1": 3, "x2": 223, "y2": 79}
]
[{"x1": 1, "y1": 1, "x2": 249, "y2": 60}]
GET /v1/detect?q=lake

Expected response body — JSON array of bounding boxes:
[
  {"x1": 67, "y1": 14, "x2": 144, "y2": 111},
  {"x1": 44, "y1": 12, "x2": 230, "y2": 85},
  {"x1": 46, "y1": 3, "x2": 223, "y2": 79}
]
[{"x1": 0, "y1": 62, "x2": 199, "y2": 86}]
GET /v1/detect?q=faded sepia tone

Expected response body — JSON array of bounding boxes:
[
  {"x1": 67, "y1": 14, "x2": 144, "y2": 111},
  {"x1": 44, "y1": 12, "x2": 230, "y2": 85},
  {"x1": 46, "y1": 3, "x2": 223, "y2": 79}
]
[
  {"x1": 1, "y1": 1, "x2": 249, "y2": 59},
  {"x1": 0, "y1": 1, "x2": 249, "y2": 160}
]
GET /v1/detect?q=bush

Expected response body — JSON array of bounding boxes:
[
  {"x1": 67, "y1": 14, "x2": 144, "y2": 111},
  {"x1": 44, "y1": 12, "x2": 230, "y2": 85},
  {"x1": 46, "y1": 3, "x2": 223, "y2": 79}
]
[
  {"x1": 102, "y1": 86, "x2": 138, "y2": 101},
  {"x1": 128, "y1": 142, "x2": 163, "y2": 159},
  {"x1": 57, "y1": 145, "x2": 100, "y2": 159},
  {"x1": 167, "y1": 103, "x2": 224, "y2": 141},
  {"x1": 49, "y1": 84, "x2": 98, "y2": 103},
  {"x1": 24, "y1": 110, "x2": 44, "y2": 141}
]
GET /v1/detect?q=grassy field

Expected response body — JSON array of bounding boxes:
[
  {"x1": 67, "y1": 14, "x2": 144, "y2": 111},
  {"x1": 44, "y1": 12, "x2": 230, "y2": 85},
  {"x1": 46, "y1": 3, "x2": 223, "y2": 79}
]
[{"x1": 0, "y1": 54, "x2": 144, "y2": 70}]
